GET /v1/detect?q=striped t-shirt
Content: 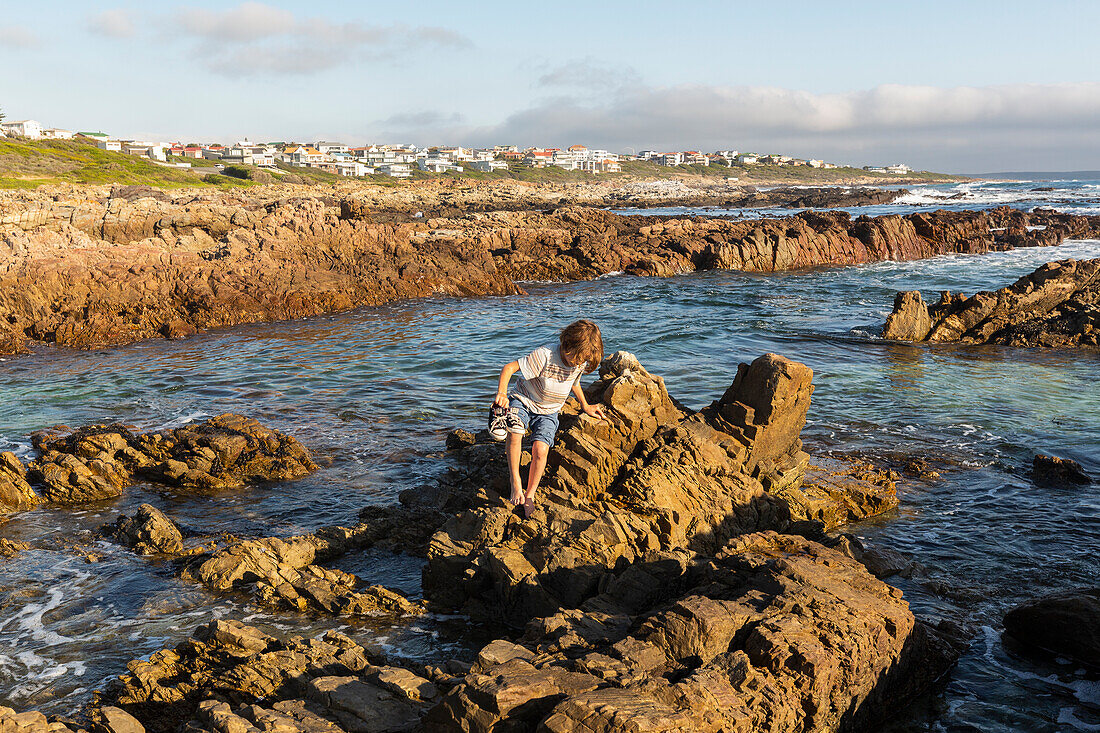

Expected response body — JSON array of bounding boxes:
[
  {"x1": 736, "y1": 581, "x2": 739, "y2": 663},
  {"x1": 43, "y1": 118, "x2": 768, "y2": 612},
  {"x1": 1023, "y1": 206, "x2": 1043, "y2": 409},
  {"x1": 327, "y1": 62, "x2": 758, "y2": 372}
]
[{"x1": 510, "y1": 344, "x2": 586, "y2": 415}]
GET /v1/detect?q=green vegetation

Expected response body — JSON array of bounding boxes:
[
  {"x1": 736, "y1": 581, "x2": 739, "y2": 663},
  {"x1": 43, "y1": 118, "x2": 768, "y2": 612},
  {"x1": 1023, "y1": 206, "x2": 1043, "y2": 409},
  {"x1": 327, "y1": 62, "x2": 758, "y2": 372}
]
[
  {"x1": 0, "y1": 136, "x2": 962, "y2": 191},
  {"x1": 0, "y1": 137, "x2": 206, "y2": 188}
]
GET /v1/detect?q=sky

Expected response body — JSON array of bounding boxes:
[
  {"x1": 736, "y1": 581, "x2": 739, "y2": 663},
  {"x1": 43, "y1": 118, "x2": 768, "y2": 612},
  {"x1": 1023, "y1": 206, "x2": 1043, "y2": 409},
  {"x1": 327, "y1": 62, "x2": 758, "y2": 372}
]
[{"x1": 2, "y1": 0, "x2": 1099, "y2": 172}]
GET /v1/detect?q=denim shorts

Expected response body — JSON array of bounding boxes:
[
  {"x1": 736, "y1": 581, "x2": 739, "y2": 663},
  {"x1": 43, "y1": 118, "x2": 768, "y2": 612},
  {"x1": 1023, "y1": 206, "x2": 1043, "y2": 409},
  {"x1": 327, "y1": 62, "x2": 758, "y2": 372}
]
[{"x1": 508, "y1": 397, "x2": 560, "y2": 447}]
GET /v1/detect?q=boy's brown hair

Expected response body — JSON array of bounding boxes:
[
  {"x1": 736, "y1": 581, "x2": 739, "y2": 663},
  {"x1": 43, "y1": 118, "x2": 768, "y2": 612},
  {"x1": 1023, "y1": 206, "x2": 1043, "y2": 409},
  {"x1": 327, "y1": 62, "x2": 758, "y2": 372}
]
[{"x1": 559, "y1": 320, "x2": 603, "y2": 373}]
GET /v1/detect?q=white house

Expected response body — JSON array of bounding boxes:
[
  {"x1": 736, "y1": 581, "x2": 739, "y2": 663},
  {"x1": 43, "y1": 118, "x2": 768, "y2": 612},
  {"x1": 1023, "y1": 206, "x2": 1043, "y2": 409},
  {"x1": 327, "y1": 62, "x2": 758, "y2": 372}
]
[
  {"x1": 43, "y1": 128, "x2": 74, "y2": 139},
  {"x1": 378, "y1": 163, "x2": 411, "y2": 178},
  {"x1": 335, "y1": 161, "x2": 372, "y2": 177},
  {"x1": 1, "y1": 120, "x2": 43, "y2": 139},
  {"x1": 96, "y1": 139, "x2": 123, "y2": 152},
  {"x1": 468, "y1": 160, "x2": 507, "y2": 173},
  {"x1": 736, "y1": 153, "x2": 759, "y2": 165},
  {"x1": 316, "y1": 142, "x2": 348, "y2": 156}
]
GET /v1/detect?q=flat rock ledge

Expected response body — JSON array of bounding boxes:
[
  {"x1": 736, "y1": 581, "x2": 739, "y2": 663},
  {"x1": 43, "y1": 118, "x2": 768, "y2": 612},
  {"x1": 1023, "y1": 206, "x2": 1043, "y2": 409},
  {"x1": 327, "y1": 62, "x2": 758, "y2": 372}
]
[
  {"x1": 1, "y1": 413, "x2": 316, "y2": 511},
  {"x1": 883, "y1": 257, "x2": 1100, "y2": 349}
]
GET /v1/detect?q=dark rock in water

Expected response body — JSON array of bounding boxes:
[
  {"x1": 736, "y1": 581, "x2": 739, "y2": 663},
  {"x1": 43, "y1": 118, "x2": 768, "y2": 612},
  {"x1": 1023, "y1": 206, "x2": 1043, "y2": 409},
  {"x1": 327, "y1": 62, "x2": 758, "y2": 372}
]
[
  {"x1": 423, "y1": 531, "x2": 962, "y2": 733},
  {"x1": 1032, "y1": 454, "x2": 1092, "y2": 487},
  {"x1": 20, "y1": 414, "x2": 317, "y2": 505},
  {"x1": 445, "y1": 428, "x2": 476, "y2": 450},
  {"x1": 101, "y1": 619, "x2": 438, "y2": 733},
  {"x1": 0, "y1": 450, "x2": 41, "y2": 513},
  {"x1": 105, "y1": 504, "x2": 184, "y2": 555},
  {"x1": 1003, "y1": 588, "x2": 1100, "y2": 669},
  {"x1": 881, "y1": 257, "x2": 1100, "y2": 349}
]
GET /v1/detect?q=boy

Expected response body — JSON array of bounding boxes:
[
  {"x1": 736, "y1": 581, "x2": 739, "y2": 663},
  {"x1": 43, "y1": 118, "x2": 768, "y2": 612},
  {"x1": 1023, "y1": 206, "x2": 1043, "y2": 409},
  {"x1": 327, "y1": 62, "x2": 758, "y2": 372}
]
[{"x1": 491, "y1": 320, "x2": 606, "y2": 518}]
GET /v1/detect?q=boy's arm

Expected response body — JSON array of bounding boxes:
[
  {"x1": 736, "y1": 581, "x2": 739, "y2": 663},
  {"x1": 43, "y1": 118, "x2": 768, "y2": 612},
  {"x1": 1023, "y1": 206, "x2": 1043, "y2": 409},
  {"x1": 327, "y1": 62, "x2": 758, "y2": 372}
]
[
  {"x1": 495, "y1": 361, "x2": 520, "y2": 407},
  {"x1": 572, "y1": 381, "x2": 606, "y2": 421}
]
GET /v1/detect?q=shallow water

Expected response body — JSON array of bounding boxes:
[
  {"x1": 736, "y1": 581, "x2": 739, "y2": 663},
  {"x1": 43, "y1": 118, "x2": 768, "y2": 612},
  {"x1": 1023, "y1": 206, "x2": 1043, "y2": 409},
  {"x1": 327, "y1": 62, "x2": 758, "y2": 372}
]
[
  {"x1": 0, "y1": 233, "x2": 1098, "y2": 729},
  {"x1": 612, "y1": 178, "x2": 1100, "y2": 219}
]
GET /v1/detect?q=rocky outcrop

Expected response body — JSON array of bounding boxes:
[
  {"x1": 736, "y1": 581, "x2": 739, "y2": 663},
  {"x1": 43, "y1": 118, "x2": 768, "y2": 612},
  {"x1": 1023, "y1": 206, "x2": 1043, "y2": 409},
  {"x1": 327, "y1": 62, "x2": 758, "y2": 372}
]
[
  {"x1": 1003, "y1": 588, "x2": 1100, "y2": 669},
  {"x1": 183, "y1": 534, "x2": 423, "y2": 617},
  {"x1": 104, "y1": 504, "x2": 185, "y2": 555},
  {"x1": 0, "y1": 450, "x2": 41, "y2": 513},
  {"x1": 21, "y1": 414, "x2": 316, "y2": 505},
  {"x1": 1031, "y1": 454, "x2": 1092, "y2": 487},
  {"x1": 422, "y1": 351, "x2": 897, "y2": 627},
  {"x1": 883, "y1": 258, "x2": 1100, "y2": 349},
  {"x1": 99, "y1": 618, "x2": 441, "y2": 733},
  {"x1": 2, "y1": 184, "x2": 1096, "y2": 355},
  {"x1": 0, "y1": 706, "x2": 83, "y2": 732},
  {"x1": 424, "y1": 532, "x2": 959, "y2": 733}
]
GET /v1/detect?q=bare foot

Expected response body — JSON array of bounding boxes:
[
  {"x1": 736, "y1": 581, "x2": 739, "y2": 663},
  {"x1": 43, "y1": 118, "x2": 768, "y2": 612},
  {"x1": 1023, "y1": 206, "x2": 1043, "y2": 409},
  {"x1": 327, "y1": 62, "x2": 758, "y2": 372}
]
[
  {"x1": 508, "y1": 486, "x2": 524, "y2": 505},
  {"x1": 523, "y1": 495, "x2": 537, "y2": 519}
]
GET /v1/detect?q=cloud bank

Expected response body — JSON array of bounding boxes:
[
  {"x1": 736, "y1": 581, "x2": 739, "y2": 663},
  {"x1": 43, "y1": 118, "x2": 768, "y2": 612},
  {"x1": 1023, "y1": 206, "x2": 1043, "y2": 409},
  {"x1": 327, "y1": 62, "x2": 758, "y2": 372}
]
[
  {"x1": 87, "y1": 9, "x2": 136, "y2": 38},
  {"x1": 402, "y1": 81, "x2": 1100, "y2": 171},
  {"x1": 172, "y1": 1, "x2": 471, "y2": 76}
]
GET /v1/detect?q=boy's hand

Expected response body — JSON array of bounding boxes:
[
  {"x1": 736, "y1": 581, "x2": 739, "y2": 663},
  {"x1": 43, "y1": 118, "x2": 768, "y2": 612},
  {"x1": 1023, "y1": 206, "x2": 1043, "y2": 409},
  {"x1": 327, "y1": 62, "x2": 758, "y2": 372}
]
[
  {"x1": 494, "y1": 391, "x2": 509, "y2": 409},
  {"x1": 583, "y1": 404, "x2": 606, "y2": 421}
]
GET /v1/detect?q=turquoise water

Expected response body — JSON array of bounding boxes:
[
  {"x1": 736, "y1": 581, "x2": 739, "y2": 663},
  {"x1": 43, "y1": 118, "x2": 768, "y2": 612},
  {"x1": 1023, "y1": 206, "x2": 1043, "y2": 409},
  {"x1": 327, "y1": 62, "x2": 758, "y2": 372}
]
[{"x1": 0, "y1": 236, "x2": 1098, "y2": 730}]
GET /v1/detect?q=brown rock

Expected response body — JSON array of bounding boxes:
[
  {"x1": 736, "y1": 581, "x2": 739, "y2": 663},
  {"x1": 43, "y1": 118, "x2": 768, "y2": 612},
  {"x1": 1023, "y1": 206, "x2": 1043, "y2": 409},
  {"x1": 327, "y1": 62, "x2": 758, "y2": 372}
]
[
  {"x1": 106, "y1": 504, "x2": 184, "y2": 555},
  {"x1": 0, "y1": 450, "x2": 41, "y2": 513},
  {"x1": 1032, "y1": 454, "x2": 1092, "y2": 487},
  {"x1": 883, "y1": 290, "x2": 933, "y2": 341}
]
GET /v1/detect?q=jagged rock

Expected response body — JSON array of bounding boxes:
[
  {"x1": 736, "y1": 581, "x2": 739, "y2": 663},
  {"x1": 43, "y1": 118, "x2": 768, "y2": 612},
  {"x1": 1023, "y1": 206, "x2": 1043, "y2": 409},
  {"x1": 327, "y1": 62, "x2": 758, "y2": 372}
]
[
  {"x1": 424, "y1": 352, "x2": 896, "y2": 627},
  {"x1": 1003, "y1": 588, "x2": 1100, "y2": 669},
  {"x1": 4, "y1": 184, "x2": 1096, "y2": 356},
  {"x1": 1031, "y1": 454, "x2": 1092, "y2": 487},
  {"x1": 882, "y1": 257, "x2": 1100, "y2": 349},
  {"x1": 0, "y1": 538, "x2": 31, "y2": 558},
  {"x1": 424, "y1": 532, "x2": 960, "y2": 733},
  {"x1": 0, "y1": 451, "x2": 41, "y2": 512},
  {"x1": 104, "y1": 619, "x2": 436, "y2": 733},
  {"x1": 105, "y1": 504, "x2": 184, "y2": 555},
  {"x1": 22, "y1": 415, "x2": 316, "y2": 505},
  {"x1": 0, "y1": 707, "x2": 74, "y2": 732},
  {"x1": 883, "y1": 291, "x2": 933, "y2": 341},
  {"x1": 186, "y1": 535, "x2": 422, "y2": 618}
]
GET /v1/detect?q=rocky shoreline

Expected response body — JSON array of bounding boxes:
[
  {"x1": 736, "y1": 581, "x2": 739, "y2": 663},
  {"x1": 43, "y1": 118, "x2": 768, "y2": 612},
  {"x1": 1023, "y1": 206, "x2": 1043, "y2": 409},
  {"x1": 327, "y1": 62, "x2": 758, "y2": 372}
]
[
  {"x1": 883, "y1": 256, "x2": 1100, "y2": 349},
  {"x1": 3, "y1": 182, "x2": 1099, "y2": 356},
  {"x1": 0, "y1": 351, "x2": 976, "y2": 733}
]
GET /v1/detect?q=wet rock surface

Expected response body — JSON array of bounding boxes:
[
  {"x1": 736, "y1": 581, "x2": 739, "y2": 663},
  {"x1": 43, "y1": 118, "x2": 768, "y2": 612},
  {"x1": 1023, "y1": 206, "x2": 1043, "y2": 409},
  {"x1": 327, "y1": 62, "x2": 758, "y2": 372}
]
[
  {"x1": 1031, "y1": 454, "x2": 1092, "y2": 487},
  {"x1": 18, "y1": 414, "x2": 316, "y2": 506},
  {"x1": 883, "y1": 257, "x2": 1100, "y2": 349},
  {"x1": 2, "y1": 186, "x2": 1094, "y2": 356},
  {"x1": 104, "y1": 503, "x2": 184, "y2": 555},
  {"x1": 1003, "y1": 588, "x2": 1100, "y2": 670}
]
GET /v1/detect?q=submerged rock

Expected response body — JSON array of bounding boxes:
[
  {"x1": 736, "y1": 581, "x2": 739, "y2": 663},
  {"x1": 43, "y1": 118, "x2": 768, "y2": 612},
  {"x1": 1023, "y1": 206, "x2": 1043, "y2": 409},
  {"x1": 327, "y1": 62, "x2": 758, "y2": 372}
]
[
  {"x1": 1003, "y1": 588, "x2": 1100, "y2": 669},
  {"x1": 1031, "y1": 454, "x2": 1092, "y2": 487},
  {"x1": 883, "y1": 257, "x2": 1100, "y2": 349}
]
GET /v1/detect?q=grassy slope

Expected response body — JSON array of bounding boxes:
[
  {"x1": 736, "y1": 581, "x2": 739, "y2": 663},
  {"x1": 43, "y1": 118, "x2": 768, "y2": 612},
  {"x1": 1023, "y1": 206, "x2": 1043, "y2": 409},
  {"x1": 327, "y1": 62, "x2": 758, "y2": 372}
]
[{"x1": 0, "y1": 137, "x2": 963, "y2": 191}]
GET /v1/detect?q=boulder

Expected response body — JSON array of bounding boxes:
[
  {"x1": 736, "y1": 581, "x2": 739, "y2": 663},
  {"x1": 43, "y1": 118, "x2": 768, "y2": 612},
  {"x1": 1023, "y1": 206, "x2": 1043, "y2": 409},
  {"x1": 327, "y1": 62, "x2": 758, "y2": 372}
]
[
  {"x1": 1032, "y1": 454, "x2": 1092, "y2": 487},
  {"x1": 0, "y1": 450, "x2": 41, "y2": 513},
  {"x1": 883, "y1": 291, "x2": 933, "y2": 341},
  {"x1": 105, "y1": 504, "x2": 184, "y2": 555},
  {"x1": 1003, "y1": 588, "x2": 1100, "y2": 669}
]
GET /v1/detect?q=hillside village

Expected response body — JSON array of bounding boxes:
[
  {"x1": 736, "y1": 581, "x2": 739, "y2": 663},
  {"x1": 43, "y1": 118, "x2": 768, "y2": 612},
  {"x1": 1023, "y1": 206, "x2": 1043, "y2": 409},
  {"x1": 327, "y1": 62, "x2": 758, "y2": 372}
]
[{"x1": 0, "y1": 116, "x2": 915, "y2": 179}]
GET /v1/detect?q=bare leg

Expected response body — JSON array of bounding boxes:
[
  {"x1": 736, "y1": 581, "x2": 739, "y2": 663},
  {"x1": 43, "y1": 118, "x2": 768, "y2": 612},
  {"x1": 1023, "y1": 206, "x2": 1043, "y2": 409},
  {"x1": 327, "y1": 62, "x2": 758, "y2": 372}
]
[
  {"x1": 524, "y1": 440, "x2": 550, "y2": 518},
  {"x1": 506, "y1": 432, "x2": 524, "y2": 505}
]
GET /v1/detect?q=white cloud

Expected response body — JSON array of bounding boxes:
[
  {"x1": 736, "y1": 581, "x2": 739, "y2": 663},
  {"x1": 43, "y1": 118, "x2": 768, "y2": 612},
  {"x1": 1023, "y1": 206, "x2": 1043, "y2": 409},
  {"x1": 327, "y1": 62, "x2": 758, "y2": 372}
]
[
  {"x1": 537, "y1": 58, "x2": 643, "y2": 95},
  {"x1": 420, "y1": 82, "x2": 1100, "y2": 171},
  {"x1": 87, "y1": 9, "x2": 137, "y2": 38},
  {"x1": 0, "y1": 25, "x2": 39, "y2": 48},
  {"x1": 172, "y1": 2, "x2": 472, "y2": 76}
]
